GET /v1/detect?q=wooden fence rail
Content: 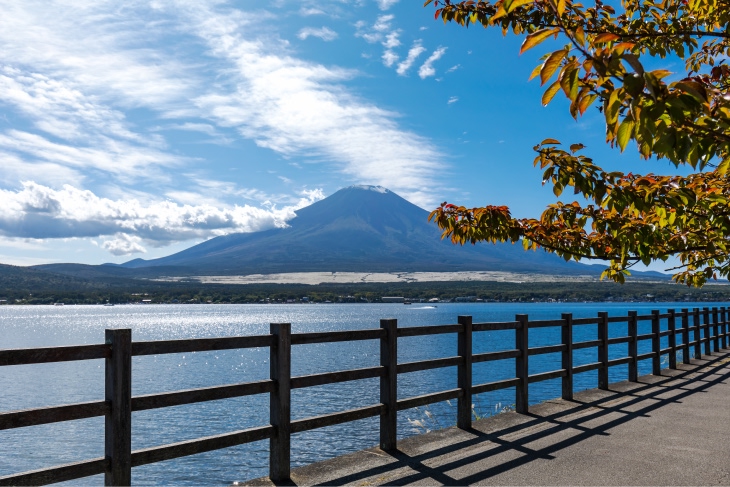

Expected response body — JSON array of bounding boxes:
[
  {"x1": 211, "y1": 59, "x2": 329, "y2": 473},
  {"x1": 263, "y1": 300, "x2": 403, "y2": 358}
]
[{"x1": 1, "y1": 306, "x2": 729, "y2": 486}]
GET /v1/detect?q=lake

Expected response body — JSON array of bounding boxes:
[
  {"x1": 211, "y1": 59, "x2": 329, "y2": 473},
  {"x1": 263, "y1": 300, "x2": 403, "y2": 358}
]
[{"x1": 0, "y1": 302, "x2": 722, "y2": 485}]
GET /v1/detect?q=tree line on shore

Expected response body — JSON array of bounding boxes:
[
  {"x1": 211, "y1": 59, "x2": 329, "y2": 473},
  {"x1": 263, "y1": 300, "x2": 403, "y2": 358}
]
[{"x1": 3, "y1": 280, "x2": 729, "y2": 305}]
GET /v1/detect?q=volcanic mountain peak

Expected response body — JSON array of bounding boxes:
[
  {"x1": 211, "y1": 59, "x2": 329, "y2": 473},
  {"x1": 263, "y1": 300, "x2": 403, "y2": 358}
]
[{"x1": 114, "y1": 185, "x2": 593, "y2": 276}]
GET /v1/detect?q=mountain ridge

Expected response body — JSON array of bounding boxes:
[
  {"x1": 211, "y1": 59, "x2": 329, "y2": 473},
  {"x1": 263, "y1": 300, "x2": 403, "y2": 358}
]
[{"x1": 114, "y1": 185, "x2": 598, "y2": 276}]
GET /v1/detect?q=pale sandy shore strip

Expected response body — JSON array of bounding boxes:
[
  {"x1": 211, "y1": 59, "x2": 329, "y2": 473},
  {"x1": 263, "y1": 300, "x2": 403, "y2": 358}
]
[{"x1": 156, "y1": 271, "x2": 604, "y2": 285}]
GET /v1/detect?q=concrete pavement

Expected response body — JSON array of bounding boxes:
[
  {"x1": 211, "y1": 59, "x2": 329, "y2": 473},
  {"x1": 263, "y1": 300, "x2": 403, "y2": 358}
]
[{"x1": 244, "y1": 350, "x2": 730, "y2": 486}]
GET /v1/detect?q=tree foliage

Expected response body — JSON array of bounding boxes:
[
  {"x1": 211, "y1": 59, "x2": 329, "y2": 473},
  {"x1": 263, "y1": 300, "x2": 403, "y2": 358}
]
[{"x1": 425, "y1": 0, "x2": 730, "y2": 286}]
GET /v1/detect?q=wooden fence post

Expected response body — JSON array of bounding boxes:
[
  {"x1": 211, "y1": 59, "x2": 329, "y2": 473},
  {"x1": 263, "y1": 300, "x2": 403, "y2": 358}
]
[
  {"x1": 561, "y1": 313, "x2": 573, "y2": 400},
  {"x1": 668, "y1": 309, "x2": 677, "y2": 369},
  {"x1": 628, "y1": 311, "x2": 638, "y2": 382},
  {"x1": 598, "y1": 312, "x2": 609, "y2": 389},
  {"x1": 693, "y1": 308, "x2": 701, "y2": 360},
  {"x1": 651, "y1": 310, "x2": 661, "y2": 375},
  {"x1": 681, "y1": 309, "x2": 690, "y2": 365},
  {"x1": 703, "y1": 308, "x2": 711, "y2": 356},
  {"x1": 515, "y1": 314, "x2": 529, "y2": 414},
  {"x1": 105, "y1": 329, "x2": 132, "y2": 487},
  {"x1": 457, "y1": 316, "x2": 473, "y2": 429},
  {"x1": 380, "y1": 319, "x2": 398, "y2": 451},
  {"x1": 722, "y1": 307, "x2": 728, "y2": 350},
  {"x1": 712, "y1": 307, "x2": 720, "y2": 353},
  {"x1": 270, "y1": 323, "x2": 291, "y2": 482}
]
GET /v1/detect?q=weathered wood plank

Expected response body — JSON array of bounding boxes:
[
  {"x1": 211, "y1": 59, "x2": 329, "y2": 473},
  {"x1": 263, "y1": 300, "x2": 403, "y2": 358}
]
[
  {"x1": 472, "y1": 377, "x2": 521, "y2": 395},
  {"x1": 527, "y1": 319, "x2": 564, "y2": 329},
  {"x1": 0, "y1": 344, "x2": 109, "y2": 366},
  {"x1": 562, "y1": 313, "x2": 573, "y2": 400},
  {"x1": 291, "y1": 329, "x2": 384, "y2": 345},
  {"x1": 397, "y1": 388, "x2": 462, "y2": 411},
  {"x1": 573, "y1": 362, "x2": 602, "y2": 374},
  {"x1": 397, "y1": 356, "x2": 462, "y2": 374},
  {"x1": 397, "y1": 324, "x2": 462, "y2": 337},
  {"x1": 527, "y1": 369, "x2": 566, "y2": 384},
  {"x1": 628, "y1": 311, "x2": 638, "y2": 382},
  {"x1": 132, "y1": 380, "x2": 274, "y2": 411},
  {"x1": 573, "y1": 339, "x2": 601, "y2": 350},
  {"x1": 473, "y1": 349, "x2": 520, "y2": 363},
  {"x1": 105, "y1": 328, "x2": 132, "y2": 486},
  {"x1": 598, "y1": 312, "x2": 608, "y2": 390},
  {"x1": 291, "y1": 367, "x2": 384, "y2": 390},
  {"x1": 269, "y1": 323, "x2": 291, "y2": 483},
  {"x1": 132, "y1": 335, "x2": 272, "y2": 356},
  {"x1": 0, "y1": 458, "x2": 106, "y2": 486},
  {"x1": 473, "y1": 321, "x2": 519, "y2": 331},
  {"x1": 668, "y1": 309, "x2": 677, "y2": 369},
  {"x1": 515, "y1": 314, "x2": 529, "y2": 414},
  {"x1": 131, "y1": 426, "x2": 274, "y2": 467},
  {"x1": 457, "y1": 315, "x2": 472, "y2": 430},
  {"x1": 380, "y1": 319, "x2": 397, "y2": 452},
  {"x1": 290, "y1": 404, "x2": 384, "y2": 434},
  {"x1": 0, "y1": 401, "x2": 108, "y2": 430},
  {"x1": 528, "y1": 344, "x2": 566, "y2": 356}
]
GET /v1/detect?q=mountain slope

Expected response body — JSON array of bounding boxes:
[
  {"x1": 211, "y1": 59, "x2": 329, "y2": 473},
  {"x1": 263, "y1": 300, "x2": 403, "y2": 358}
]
[{"x1": 120, "y1": 185, "x2": 595, "y2": 276}]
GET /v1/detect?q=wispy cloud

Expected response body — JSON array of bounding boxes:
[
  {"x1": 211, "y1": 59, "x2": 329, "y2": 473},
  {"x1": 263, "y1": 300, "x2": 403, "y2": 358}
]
[
  {"x1": 377, "y1": 0, "x2": 400, "y2": 10},
  {"x1": 396, "y1": 41, "x2": 426, "y2": 76},
  {"x1": 298, "y1": 26, "x2": 338, "y2": 41},
  {"x1": 179, "y1": 3, "x2": 442, "y2": 204},
  {"x1": 418, "y1": 47, "x2": 447, "y2": 79},
  {"x1": 448, "y1": 96, "x2": 459, "y2": 104}
]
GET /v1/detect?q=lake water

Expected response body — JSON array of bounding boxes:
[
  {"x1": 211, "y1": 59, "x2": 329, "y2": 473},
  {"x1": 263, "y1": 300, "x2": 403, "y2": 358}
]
[{"x1": 0, "y1": 302, "x2": 723, "y2": 485}]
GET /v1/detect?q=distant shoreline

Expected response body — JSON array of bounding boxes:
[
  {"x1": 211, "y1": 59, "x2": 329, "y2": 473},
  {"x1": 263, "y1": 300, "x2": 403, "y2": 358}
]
[{"x1": 154, "y1": 271, "x2": 619, "y2": 286}]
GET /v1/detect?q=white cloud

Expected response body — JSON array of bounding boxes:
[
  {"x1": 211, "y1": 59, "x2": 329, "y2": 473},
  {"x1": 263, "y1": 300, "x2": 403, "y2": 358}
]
[
  {"x1": 448, "y1": 96, "x2": 458, "y2": 104},
  {"x1": 383, "y1": 31, "x2": 401, "y2": 49},
  {"x1": 298, "y1": 26, "x2": 338, "y2": 41},
  {"x1": 446, "y1": 64, "x2": 461, "y2": 73},
  {"x1": 102, "y1": 234, "x2": 146, "y2": 256},
  {"x1": 377, "y1": 0, "x2": 400, "y2": 9},
  {"x1": 418, "y1": 47, "x2": 447, "y2": 79},
  {"x1": 382, "y1": 50, "x2": 399, "y2": 67},
  {"x1": 300, "y1": 7, "x2": 325, "y2": 16},
  {"x1": 396, "y1": 41, "x2": 427, "y2": 76},
  {"x1": 0, "y1": 182, "x2": 325, "y2": 255},
  {"x1": 179, "y1": 4, "x2": 442, "y2": 203}
]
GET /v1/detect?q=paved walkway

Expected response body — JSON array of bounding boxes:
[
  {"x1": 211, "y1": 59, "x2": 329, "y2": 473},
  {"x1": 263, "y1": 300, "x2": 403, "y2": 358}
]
[{"x1": 245, "y1": 350, "x2": 730, "y2": 486}]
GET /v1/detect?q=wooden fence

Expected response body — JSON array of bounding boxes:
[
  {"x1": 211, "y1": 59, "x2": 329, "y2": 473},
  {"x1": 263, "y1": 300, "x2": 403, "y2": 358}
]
[{"x1": 1, "y1": 306, "x2": 729, "y2": 486}]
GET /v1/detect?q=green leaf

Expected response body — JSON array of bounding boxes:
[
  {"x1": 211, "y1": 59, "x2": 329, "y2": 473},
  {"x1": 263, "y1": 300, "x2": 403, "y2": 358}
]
[
  {"x1": 617, "y1": 118, "x2": 634, "y2": 151},
  {"x1": 717, "y1": 156, "x2": 730, "y2": 175},
  {"x1": 520, "y1": 28, "x2": 559, "y2": 54}
]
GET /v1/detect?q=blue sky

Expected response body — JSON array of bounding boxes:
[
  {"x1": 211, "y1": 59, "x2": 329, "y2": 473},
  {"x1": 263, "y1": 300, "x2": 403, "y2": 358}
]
[{"x1": 0, "y1": 0, "x2": 679, "y2": 270}]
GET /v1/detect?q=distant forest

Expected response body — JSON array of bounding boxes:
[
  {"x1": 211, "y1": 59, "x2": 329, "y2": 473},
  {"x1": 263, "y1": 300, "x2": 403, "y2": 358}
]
[{"x1": 2, "y1": 277, "x2": 729, "y2": 305}]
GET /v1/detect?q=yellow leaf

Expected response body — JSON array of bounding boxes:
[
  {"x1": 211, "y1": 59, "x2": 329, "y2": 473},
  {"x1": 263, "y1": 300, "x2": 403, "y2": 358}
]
[
  {"x1": 556, "y1": 0, "x2": 566, "y2": 15},
  {"x1": 594, "y1": 33, "x2": 620, "y2": 44},
  {"x1": 540, "y1": 49, "x2": 566, "y2": 85},
  {"x1": 542, "y1": 80, "x2": 562, "y2": 105},
  {"x1": 520, "y1": 27, "x2": 560, "y2": 54},
  {"x1": 541, "y1": 137, "x2": 561, "y2": 145},
  {"x1": 575, "y1": 26, "x2": 585, "y2": 45},
  {"x1": 506, "y1": 0, "x2": 535, "y2": 13},
  {"x1": 528, "y1": 63, "x2": 542, "y2": 81}
]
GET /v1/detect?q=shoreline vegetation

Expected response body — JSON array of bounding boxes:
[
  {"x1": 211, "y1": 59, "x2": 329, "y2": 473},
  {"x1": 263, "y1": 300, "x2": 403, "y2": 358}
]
[{"x1": 1, "y1": 278, "x2": 729, "y2": 305}]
